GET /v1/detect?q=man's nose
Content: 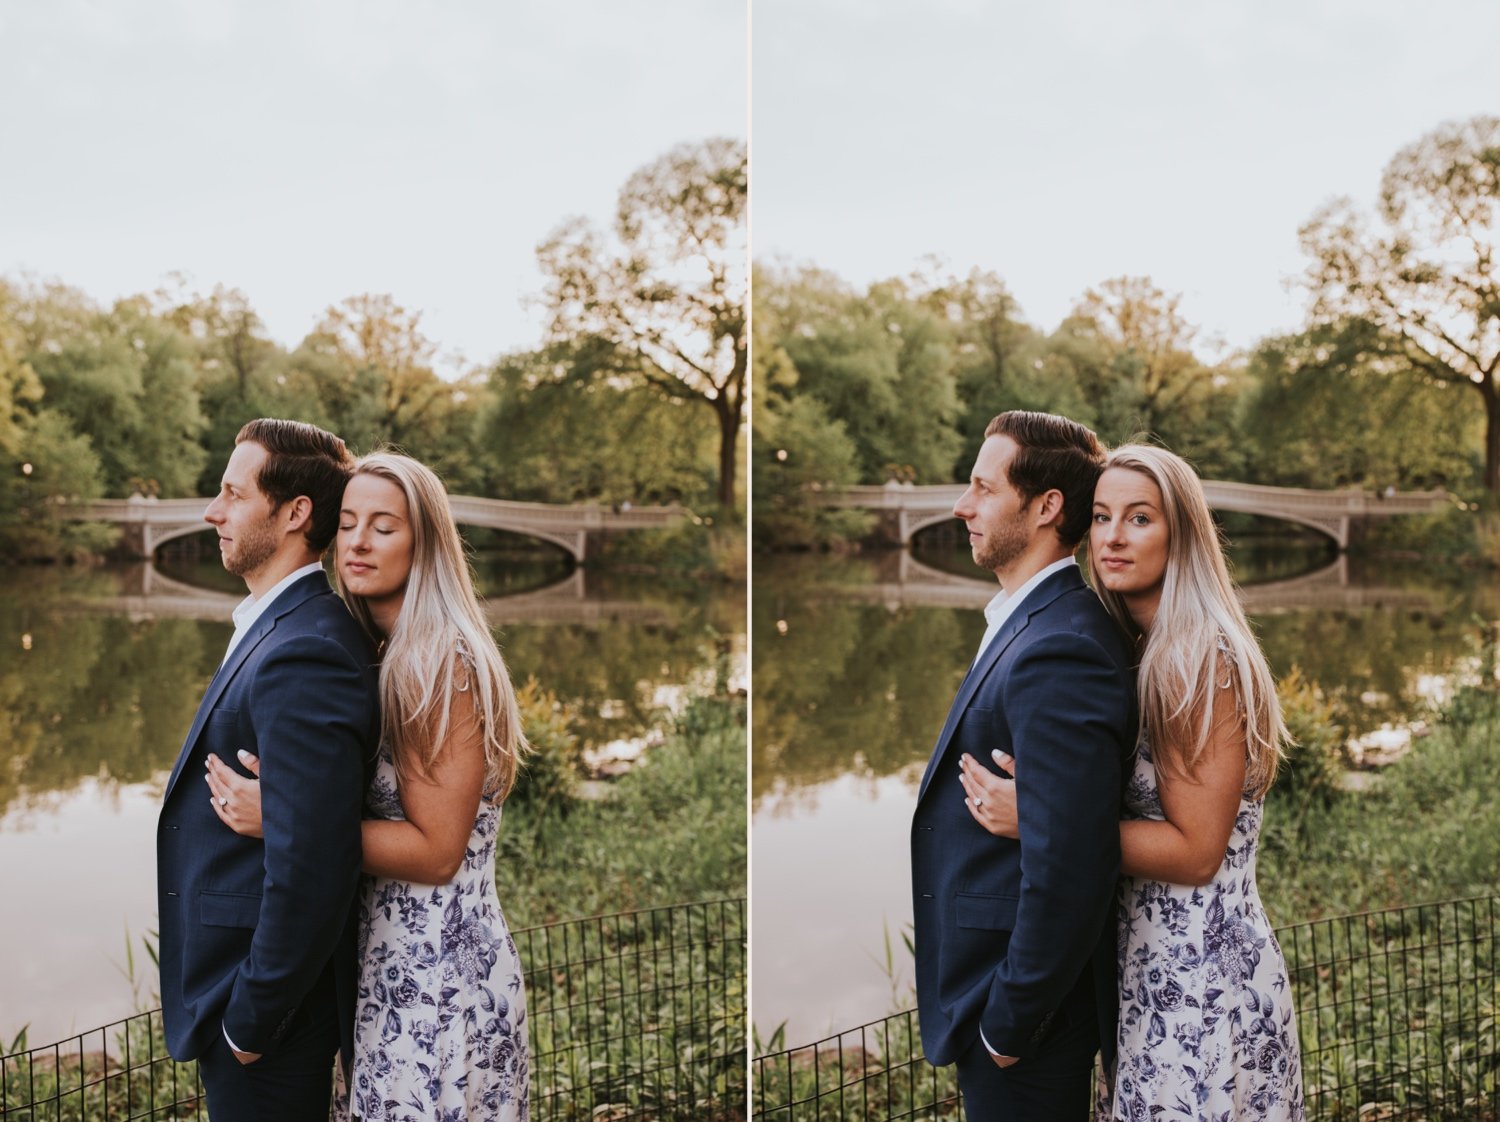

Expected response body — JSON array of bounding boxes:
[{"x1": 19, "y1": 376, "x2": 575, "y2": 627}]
[{"x1": 203, "y1": 496, "x2": 223, "y2": 524}]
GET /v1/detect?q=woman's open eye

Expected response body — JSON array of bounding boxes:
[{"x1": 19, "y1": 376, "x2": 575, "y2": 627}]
[
  {"x1": 1092, "y1": 512, "x2": 1109, "y2": 523},
  {"x1": 1130, "y1": 513, "x2": 1150, "y2": 526}
]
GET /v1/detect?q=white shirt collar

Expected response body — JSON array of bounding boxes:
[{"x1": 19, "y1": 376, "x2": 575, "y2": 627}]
[
  {"x1": 974, "y1": 555, "x2": 1077, "y2": 663},
  {"x1": 225, "y1": 561, "x2": 327, "y2": 663}
]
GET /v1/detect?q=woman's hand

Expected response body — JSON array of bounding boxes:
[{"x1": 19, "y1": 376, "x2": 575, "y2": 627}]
[
  {"x1": 205, "y1": 750, "x2": 264, "y2": 838},
  {"x1": 959, "y1": 750, "x2": 1020, "y2": 838}
]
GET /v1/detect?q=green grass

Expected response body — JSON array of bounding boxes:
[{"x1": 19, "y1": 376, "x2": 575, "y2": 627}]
[
  {"x1": 1260, "y1": 682, "x2": 1500, "y2": 926},
  {"x1": 499, "y1": 691, "x2": 748, "y2": 929}
]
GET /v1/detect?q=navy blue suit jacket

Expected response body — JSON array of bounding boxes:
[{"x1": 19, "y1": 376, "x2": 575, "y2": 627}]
[
  {"x1": 157, "y1": 570, "x2": 379, "y2": 1069},
  {"x1": 911, "y1": 564, "x2": 1136, "y2": 1068}
]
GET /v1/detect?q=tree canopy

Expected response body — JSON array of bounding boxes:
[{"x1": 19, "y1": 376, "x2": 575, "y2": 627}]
[
  {"x1": 1300, "y1": 115, "x2": 1500, "y2": 488},
  {"x1": 537, "y1": 138, "x2": 747, "y2": 509}
]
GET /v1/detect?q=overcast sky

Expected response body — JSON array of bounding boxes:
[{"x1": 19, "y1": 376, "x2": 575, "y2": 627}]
[
  {"x1": 0, "y1": 0, "x2": 746, "y2": 372},
  {"x1": 752, "y1": 0, "x2": 1498, "y2": 358}
]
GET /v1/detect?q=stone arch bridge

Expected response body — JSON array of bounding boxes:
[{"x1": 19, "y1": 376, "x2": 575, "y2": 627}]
[
  {"x1": 815, "y1": 481, "x2": 1451, "y2": 550},
  {"x1": 62, "y1": 495, "x2": 687, "y2": 563}
]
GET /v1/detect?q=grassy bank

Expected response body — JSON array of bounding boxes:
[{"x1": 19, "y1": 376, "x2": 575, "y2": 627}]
[
  {"x1": 498, "y1": 690, "x2": 747, "y2": 929},
  {"x1": 1260, "y1": 682, "x2": 1500, "y2": 925}
]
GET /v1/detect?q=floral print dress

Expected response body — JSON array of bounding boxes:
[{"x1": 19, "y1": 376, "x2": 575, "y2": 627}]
[
  {"x1": 334, "y1": 741, "x2": 529, "y2": 1122},
  {"x1": 1100, "y1": 734, "x2": 1304, "y2": 1121}
]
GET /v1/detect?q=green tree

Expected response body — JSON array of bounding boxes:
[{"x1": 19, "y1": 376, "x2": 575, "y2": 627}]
[
  {"x1": 16, "y1": 284, "x2": 206, "y2": 497},
  {"x1": 1300, "y1": 115, "x2": 1500, "y2": 489},
  {"x1": 479, "y1": 338, "x2": 715, "y2": 506},
  {"x1": 750, "y1": 272, "x2": 869, "y2": 548},
  {"x1": 1066, "y1": 276, "x2": 1245, "y2": 476},
  {"x1": 908, "y1": 266, "x2": 1085, "y2": 476},
  {"x1": 0, "y1": 282, "x2": 43, "y2": 456},
  {"x1": 760, "y1": 267, "x2": 964, "y2": 484},
  {"x1": 287, "y1": 293, "x2": 483, "y2": 483},
  {"x1": 149, "y1": 278, "x2": 308, "y2": 493},
  {"x1": 1242, "y1": 321, "x2": 1480, "y2": 491},
  {"x1": 537, "y1": 138, "x2": 747, "y2": 509}
]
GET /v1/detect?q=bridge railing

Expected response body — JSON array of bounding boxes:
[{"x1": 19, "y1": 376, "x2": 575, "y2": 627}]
[
  {"x1": 0, "y1": 897, "x2": 746, "y2": 1122},
  {"x1": 62, "y1": 496, "x2": 687, "y2": 530},
  {"x1": 752, "y1": 895, "x2": 1499, "y2": 1121}
]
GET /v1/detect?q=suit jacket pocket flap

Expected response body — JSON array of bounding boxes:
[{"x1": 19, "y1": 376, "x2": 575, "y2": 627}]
[
  {"x1": 955, "y1": 892, "x2": 1018, "y2": 930},
  {"x1": 200, "y1": 890, "x2": 261, "y2": 929}
]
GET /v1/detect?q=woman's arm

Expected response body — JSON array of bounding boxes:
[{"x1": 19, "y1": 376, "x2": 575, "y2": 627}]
[
  {"x1": 205, "y1": 683, "x2": 487, "y2": 885},
  {"x1": 1120, "y1": 679, "x2": 1244, "y2": 886},
  {"x1": 360, "y1": 684, "x2": 485, "y2": 884},
  {"x1": 958, "y1": 674, "x2": 1246, "y2": 887}
]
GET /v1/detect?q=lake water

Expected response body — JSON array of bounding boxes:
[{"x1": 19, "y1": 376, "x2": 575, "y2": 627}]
[
  {"x1": 0, "y1": 553, "x2": 744, "y2": 1048},
  {"x1": 750, "y1": 540, "x2": 1500, "y2": 1048}
]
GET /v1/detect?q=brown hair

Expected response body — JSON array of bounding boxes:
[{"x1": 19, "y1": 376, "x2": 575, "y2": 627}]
[
  {"x1": 983, "y1": 411, "x2": 1105, "y2": 547},
  {"x1": 234, "y1": 418, "x2": 354, "y2": 552}
]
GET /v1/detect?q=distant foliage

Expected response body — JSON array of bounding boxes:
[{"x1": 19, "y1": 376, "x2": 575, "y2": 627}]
[{"x1": 0, "y1": 141, "x2": 740, "y2": 562}]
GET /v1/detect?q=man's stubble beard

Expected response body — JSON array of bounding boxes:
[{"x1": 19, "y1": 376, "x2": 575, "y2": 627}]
[
  {"x1": 223, "y1": 513, "x2": 280, "y2": 579},
  {"x1": 973, "y1": 517, "x2": 1029, "y2": 575}
]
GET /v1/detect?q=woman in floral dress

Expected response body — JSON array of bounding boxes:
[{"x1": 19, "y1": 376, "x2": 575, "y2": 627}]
[
  {"x1": 961, "y1": 444, "x2": 1304, "y2": 1121},
  {"x1": 209, "y1": 452, "x2": 530, "y2": 1121}
]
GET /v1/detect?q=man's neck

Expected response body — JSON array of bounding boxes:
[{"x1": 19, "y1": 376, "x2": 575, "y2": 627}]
[
  {"x1": 994, "y1": 548, "x2": 1072, "y2": 593},
  {"x1": 244, "y1": 551, "x2": 321, "y2": 599}
]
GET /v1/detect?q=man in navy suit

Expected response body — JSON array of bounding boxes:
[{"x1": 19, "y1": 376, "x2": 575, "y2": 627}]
[
  {"x1": 911, "y1": 411, "x2": 1137, "y2": 1120},
  {"x1": 157, "y1": 419, "x2": 379, "y2": 1121}
]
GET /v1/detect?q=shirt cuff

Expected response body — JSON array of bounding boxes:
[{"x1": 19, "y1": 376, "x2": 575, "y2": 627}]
[
  {"x1": 980, "y1": 1027, "x2": 1000, "y2": 1056},
  {"x1": 223, "y1": 1024, "x2": 244, "y2": 1052}
]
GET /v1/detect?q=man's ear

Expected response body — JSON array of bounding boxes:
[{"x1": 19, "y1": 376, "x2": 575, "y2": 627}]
[
  {"x1": 281, "y1": 495, "x2": 314, "y2": 536},
  {"x1": 1033, "y1": 488, "x2": 1066, "y2": 530}
]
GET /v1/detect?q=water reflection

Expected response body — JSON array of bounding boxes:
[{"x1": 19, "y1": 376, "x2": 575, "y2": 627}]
[
  {"x1": 0, "y1": 560, "x2": 743, "y2": 1045},
  {"x1": 751, "y1": 544, "x2": 1499, "y2": 1043}
]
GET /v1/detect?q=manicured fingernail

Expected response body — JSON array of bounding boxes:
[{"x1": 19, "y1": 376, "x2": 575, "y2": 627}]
[{"x1": 237, "y1": 750, "x2": 251, "y2": 760}]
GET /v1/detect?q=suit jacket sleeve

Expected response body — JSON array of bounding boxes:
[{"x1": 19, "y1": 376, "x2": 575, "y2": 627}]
[
  {"x1": 221, "y1": 633, "x2": 369, "y2": 1053},
  {"x1": 979, "y1": 629, "x2": 1129, "y2": 1056}
]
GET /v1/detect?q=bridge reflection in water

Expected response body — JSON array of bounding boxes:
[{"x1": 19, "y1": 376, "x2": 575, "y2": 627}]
[
  {"x1": 832, "y1": 552, "x2": 1439, "y2": 616},
  {"x1": 817, "y1": 482, "x2": 1452, "y2": 551},
  {"x1": 59, "y1": 562, "x2": 674, "y2": 628}
]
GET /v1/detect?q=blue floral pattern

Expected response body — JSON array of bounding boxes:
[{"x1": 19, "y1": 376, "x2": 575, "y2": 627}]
[
  {"x1": 1100, "y1": 734, "x2": 1304, "y2": 1121},
  {"x1": 333, "y1": 742, "x2": 528, "y2": 1122}
]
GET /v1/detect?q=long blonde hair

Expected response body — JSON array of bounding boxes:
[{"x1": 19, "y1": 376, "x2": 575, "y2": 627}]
[
  {"x1": 1090, "y1": 444, "x2": 1287, "y2": 798},
  {"x1": 338, "y1": 451, "x2": 529, "y2": 800}
]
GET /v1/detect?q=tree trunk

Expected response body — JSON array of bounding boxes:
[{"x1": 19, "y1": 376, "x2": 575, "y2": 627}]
[
  {"x1": 715, "y1": 396, "x2": 738, "y2": 510},
  {"x1": 1484, "y1": 377, "x2": 1500, "y2": 493}
]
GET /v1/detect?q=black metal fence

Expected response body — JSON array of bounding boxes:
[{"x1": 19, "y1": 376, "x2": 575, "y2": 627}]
[
  {"x1": 0, "y1": 897, "x2": 746, "y2": 1122},
  {"x1": 753, "y1": 895, "x2": 1500, "y2": 1121}
]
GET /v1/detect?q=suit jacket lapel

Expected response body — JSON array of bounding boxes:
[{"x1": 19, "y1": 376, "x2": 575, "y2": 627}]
[
  {"x1": 915, "y1": 565, "x2": 1085, "y2": 804},
  {"x1": 162, "y1": 572, "x2": 330, "y2": 803}
]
